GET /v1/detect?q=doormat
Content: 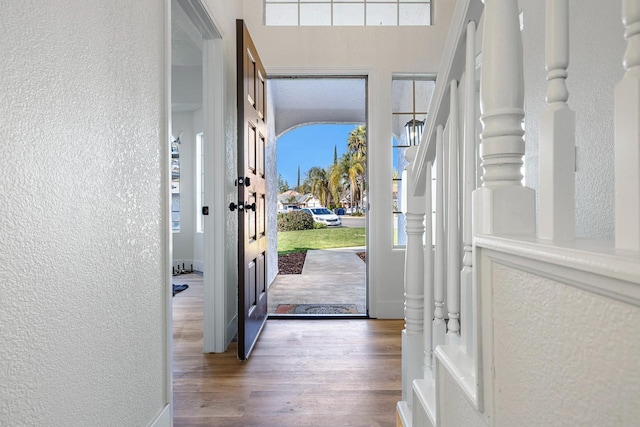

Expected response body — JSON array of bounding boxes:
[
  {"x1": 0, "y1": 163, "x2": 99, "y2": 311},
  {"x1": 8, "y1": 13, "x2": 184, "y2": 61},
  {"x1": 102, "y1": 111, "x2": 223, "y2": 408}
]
[
  {"x1": 274, "y1": 303, "x2": 360, "y2": 315},
  {"x1": 172, "y1": 284, "x2": 189, "y2": 297}
]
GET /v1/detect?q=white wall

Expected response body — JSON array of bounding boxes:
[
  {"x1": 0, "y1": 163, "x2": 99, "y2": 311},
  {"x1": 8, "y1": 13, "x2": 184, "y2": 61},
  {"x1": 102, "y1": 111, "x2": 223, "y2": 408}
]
[
  {"x1": 490, "y1": 263, "x2": 640, "y2": 426},
  {"x1": 266, "y1": 83, "x2": 279, "y2": 285},
  {"x1": 193, "y1": 108, "x2": 205, "y2": 270},
  {"x1": 172, "y1": 111, "x2": 197, "y2": 267},
  {"x1": 522, "y1": 0, "x2": 624, "y2": 239},
  {"x1": 241, "y1": 0, "x2": 456, "y2": 317},
  {"x1": 171, "y1": 108, "x2": 205, "y2": 272},
  {"x1": 0, "y1": 1, "x2": 169, "y2": 425}
]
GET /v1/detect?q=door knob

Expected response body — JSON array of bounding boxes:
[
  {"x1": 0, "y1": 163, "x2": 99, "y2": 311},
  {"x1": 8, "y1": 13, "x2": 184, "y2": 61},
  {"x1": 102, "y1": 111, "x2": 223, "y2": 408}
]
[{"x1": 229, "y1": 202, "x2": 244, "y2": 212}]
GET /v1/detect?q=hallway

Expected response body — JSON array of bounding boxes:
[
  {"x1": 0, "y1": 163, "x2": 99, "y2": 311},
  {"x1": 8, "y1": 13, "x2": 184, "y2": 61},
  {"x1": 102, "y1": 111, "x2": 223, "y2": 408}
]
[{"x1": 172, "y1": 275, "x2": 402, "y2": 426}]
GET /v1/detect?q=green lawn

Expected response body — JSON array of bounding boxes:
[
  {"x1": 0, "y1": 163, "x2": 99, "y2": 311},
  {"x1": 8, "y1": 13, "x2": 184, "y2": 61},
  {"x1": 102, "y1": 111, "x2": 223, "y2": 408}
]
[{"x1": 278, "y1": 227, "x2": 366, "y2": 254}]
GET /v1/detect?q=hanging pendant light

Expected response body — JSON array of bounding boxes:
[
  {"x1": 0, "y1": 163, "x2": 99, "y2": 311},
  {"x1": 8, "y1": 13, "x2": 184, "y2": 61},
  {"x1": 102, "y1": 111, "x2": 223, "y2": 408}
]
[{"x1": 404, "y1": 119, "x2": 425, "y2": 146}]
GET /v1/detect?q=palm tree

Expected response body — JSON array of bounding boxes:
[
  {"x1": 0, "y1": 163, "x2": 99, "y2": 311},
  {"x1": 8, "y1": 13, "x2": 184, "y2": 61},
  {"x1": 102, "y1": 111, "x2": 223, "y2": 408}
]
[
  {"x1": 327, "y1": 162, "x2": 342, "y2": 208},
  {"x1": 330, "y1": 152, "x2": 365, "y2": 212},
  {"x1": 347, "y1": 125, "x2": 366, "y2": 158},
  {"x1": 346, "y1": 126, "x2": 367, "y2": 212},
  {"x1": 305, "y1": 166, "x2": 332, "y2": 208}
]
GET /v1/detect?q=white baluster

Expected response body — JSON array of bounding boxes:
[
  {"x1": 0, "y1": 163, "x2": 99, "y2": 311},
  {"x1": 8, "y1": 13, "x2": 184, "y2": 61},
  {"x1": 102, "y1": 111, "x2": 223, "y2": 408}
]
[
  {"x1": 539, "y1": 0, "x2": 575, "y2": 241},
  {"x1": 473, "y1": 0, "x2": 536, "y2": 236},
  {"x1": 462, "y1": 20, "x2": 477, "y2": 359},
  {"x1": 423, "y1": 161, "x2": 434, "y2": 375},
  {"x1": 615, "y1": 0, "x2": 640, "y2": 252},
  {"x1": 402, "y1": 146, "x2": 425, "y2": 406},
  {"x1": 433, "y1": 125, "x2": 447, "y2": 359},
  {"x1": 447, "y1": 80, "x2": 461, "y2": 342}
]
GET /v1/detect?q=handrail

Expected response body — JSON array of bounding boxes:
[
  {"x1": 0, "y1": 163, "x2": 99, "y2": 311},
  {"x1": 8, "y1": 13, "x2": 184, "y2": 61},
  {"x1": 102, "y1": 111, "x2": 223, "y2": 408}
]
[{"x1": 411, "y1": 0, "x2": 483, "y2": 196}]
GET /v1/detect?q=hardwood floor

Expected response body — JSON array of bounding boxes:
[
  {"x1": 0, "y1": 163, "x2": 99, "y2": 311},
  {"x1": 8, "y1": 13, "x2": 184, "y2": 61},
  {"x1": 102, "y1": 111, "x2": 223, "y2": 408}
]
[{"x1": 172, "y1": 274, "x2": 403, "y2": 426}]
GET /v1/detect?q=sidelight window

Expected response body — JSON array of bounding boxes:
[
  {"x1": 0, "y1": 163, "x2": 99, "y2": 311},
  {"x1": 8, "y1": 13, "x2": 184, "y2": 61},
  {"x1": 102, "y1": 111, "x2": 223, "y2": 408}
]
[{"x1": 392, "y1": 77, "x2": 435, "y2": 246}]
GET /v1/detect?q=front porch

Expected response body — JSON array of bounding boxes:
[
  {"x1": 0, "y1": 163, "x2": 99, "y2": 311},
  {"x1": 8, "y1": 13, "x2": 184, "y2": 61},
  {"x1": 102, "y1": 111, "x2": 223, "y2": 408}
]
[{"x1": 268, "y1": 246, "x2": 367, "y2": 315}]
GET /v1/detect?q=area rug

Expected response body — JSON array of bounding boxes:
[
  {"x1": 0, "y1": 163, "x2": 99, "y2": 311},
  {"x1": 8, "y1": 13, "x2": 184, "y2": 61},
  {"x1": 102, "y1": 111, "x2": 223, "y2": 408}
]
[
  {"x1": 274, "y1": 303, "x2": 360, "y2": 315},
  {"x1": 172, "y1": 284, "x2": 189, "y2": 297}
]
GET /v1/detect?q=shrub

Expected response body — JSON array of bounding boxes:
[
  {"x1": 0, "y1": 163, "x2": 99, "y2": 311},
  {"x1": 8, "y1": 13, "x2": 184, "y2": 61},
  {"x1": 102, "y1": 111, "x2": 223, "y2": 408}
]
[
  {"x1": 313, "y1": 222, "x2": 328, "y2": 229},
  {"x1": 277, "y1": 211, "x2": 314, "y2": 231}
]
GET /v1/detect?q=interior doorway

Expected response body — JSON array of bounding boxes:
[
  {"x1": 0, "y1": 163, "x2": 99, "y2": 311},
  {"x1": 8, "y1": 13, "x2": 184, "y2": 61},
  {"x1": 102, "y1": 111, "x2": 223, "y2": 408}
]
[
  {"x1": 170, "y1": 0, "x2": 229, "y2": 354},
  {"x1": 266, "y1": 77, "x2": 368, "y2": 317}
]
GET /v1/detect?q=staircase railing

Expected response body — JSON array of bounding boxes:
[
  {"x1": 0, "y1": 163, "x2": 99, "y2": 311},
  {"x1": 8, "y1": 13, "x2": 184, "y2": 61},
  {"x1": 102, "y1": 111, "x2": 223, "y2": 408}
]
[{"x1": 397, "y1": 0, "x2": 640, "y2": 426}]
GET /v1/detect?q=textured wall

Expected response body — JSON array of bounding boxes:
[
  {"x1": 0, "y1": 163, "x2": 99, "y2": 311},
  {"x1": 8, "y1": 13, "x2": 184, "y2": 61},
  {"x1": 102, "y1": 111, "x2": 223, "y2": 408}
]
[
  {"x1": 0, "y1": 1, "x2": 168, "y2": 425},
  {"x1": 439, "y1": 370, "x2": 489, "y2": 427},
  {"x1": 266, "y1": 83, "x2": 279, "y2": 286},
  {"x1": 522, "y1": 0, "x2": 624, "y2": 239},
  {"x1": 492, "y1": 264, "x2": 640, "y2": 426}
]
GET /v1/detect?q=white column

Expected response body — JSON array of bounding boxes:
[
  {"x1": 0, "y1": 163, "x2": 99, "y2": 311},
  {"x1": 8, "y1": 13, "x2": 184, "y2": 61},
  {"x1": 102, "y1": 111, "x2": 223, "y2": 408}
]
[
  {"x1": 423, "y1": 161, "x2": 434, "y2": 375},
  {"x1": 433, "y1": 125, "x2": 447, "y2": 360},
  {"x1": 447, "y1": 81, "x2": 461, "y2": 342},
  {"x1": 473, "y1": 0, "x2": 536, "y2": 236},
  {"x1": 401, "y1": 146, "x2": 425, "y2": 406},
  {"x1": 461, "y1": 20, "x2": 477, "y2": 359},
  {"x1": 615, "y1": 0, "x2": 640, "y2": 252},
  {"x1": 539, "y1": 0, "x2": 576, "y2": 241}
]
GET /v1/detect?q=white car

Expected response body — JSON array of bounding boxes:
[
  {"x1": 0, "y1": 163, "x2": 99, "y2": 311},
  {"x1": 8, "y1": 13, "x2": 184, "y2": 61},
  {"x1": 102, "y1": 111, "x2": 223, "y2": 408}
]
[{"x1": 302, "y1": 207, "x2": 342, "y2": 227}]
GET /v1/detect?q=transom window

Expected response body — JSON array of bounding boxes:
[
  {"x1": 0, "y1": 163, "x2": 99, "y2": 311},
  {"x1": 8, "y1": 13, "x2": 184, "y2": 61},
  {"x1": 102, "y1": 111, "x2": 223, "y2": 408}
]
[{"x1": 265, "y1": 1, "x2": 431, "y2": 26}]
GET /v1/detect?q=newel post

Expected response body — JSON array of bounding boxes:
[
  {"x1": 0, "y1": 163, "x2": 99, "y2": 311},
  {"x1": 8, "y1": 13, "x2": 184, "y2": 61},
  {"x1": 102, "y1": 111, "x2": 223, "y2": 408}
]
[
  {"x1": 539, "y1": 0, "x2": 576, "y2": 241},
  {"x1": 615, "y1": 0, "x2": 640, "y2": 252},
  {"x1": 401, "y1": 145, "x2": 425, "y2": 406},
  {"x1": 473, "y1": 0, "x2": 536, "y2": 236}
]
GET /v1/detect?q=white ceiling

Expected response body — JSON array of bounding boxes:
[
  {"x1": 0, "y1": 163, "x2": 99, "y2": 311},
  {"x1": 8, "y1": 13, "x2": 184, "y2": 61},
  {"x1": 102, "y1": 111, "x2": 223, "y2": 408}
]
[{"x1": 270, "y1": 78, "x2": 366, "y2": 138}]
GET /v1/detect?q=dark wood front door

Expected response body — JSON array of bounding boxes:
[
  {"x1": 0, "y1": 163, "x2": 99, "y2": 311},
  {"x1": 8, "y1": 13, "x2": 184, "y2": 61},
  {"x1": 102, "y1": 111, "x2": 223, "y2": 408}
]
[{"x1": 236, "y1": 20, "x2": 268, "y2": 361}]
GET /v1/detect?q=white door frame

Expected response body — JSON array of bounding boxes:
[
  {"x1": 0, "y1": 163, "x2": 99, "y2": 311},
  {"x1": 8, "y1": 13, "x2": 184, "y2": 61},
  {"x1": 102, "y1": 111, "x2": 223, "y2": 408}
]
[
  {"x1": 169, "y1": 0, "x2": 226, "y2": 354},
  {"x1": 202, "y1": 35, "x2": 227, "y2": 352},
  {"x1": 266, "y1": 66, "x2": 376, "y2": 317}
]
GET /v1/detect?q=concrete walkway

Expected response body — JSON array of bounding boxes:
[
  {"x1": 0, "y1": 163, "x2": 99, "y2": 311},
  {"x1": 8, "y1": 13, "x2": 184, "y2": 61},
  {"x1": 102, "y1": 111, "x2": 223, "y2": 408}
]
[{"x1": 268, "y1": 246, "x2": 367, "y2": 315}]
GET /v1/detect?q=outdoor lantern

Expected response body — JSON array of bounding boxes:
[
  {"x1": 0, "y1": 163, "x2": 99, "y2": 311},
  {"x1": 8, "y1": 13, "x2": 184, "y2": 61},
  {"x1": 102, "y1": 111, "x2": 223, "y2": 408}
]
[{"x1": 404, "y1": 119, "x2": 425, "y2": 146}]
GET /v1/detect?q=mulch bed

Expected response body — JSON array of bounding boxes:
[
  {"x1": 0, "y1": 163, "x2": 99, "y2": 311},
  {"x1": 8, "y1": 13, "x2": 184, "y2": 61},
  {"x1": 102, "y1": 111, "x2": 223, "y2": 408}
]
[
  {"x1": 278, "y1": 251, "x2": 307, "y2": 274},
  {"x1": 278, "y1": 250, "x2": 367, "y2": 275}
]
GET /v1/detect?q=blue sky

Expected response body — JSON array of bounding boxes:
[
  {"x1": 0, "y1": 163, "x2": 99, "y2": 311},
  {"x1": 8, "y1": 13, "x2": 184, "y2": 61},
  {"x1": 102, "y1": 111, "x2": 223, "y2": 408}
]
[{"x1": 276, "y1": 123, "x2": 359, "y2": 187}]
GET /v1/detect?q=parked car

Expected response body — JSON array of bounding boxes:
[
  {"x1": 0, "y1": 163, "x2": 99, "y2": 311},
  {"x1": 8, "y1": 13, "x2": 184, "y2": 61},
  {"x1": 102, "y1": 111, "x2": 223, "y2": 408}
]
[
  {"x1": 278, "y1": 205, "x2": 301, "y2": 213},
  {"x1": 301, "y1": 207, "x2": 342, "y2": 227}
]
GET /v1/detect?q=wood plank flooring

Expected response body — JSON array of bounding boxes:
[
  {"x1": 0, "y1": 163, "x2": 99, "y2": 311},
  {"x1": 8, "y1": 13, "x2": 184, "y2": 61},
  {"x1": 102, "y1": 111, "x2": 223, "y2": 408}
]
[{"x1": 172, "y1": 274, "x2": 403, "y2": 426}]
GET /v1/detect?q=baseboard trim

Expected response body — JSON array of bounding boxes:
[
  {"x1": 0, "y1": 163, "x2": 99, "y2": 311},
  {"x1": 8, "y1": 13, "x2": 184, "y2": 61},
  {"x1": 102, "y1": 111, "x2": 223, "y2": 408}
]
[
  {"x1": 192, "y1": 259, "x2": 204, "y2": 272},
  {"x1": 375, "y1": 300, "x2": 404, "y2": 319},
  {"x1": 413, "y1": 377, "x2": 437, "y2": 427},
  {"x1": 148, "y1": 404, "x2": 171, "y2": 427},
  {"x1": 397, "y1": 401, "x2": 412, "y2": 427},
  {"x1": 226, "y1": 314, "x2": 238, "y2": 349}
]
